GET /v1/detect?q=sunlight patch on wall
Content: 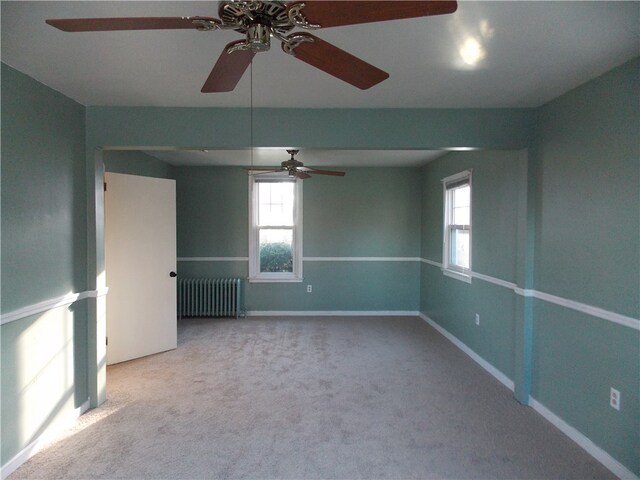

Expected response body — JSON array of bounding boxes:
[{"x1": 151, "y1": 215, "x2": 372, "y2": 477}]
[
  {"x1": 97, "y1": 270, "x2": 108, "y2": 402},
  {"x1": 16, "y1": 306, "x2": 75, "y2": 447}
]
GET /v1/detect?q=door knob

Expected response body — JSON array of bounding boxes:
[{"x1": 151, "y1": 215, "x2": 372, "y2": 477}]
[{"x1": 169, "y1": 271, "x2": 177, "y2": 277}]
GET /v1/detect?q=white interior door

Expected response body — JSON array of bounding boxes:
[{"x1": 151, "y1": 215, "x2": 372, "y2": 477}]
[{"x1": 105, "y1": 172, "x2": 177, "y2": 365}]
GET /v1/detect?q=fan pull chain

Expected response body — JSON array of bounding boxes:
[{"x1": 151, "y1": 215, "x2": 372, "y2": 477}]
[{"x1": 250, "y1": 59, "x2": 253, "y2": 170}]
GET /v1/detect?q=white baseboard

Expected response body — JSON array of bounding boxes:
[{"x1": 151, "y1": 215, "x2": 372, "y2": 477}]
[
  {"x1": 418, "y1": 312, "x2": 638, "y2": 480},
  {"x1": 1, "y1": 398, "x2": 90, "y2": 480},
  {"x1": 246, "y1": 310, "x2": 420, "y2": 317},
  {"x1": 529, "y1": 398, "x2": 638, "y2": 480},
  {"x1": 418, "y1": 313, "x2": 514, "y2": 390}
]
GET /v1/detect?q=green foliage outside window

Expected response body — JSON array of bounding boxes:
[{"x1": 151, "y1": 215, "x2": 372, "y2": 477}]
[{"x1": 260, "y1": 242, "x2": 293, "y2": 272}]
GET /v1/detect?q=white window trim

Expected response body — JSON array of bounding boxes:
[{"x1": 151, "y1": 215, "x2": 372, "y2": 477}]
[
  {"x1": 442, "y1": 170, "x2": 472, "y2": 283},
  {"x1": 248, "y1": 173, "x2": 303, "y2": 283}
]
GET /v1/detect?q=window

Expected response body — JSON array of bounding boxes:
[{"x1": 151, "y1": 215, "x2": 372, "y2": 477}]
[
  {"x1": 249, "y1": 174, "x2": 302, "y2": 282},
  {"x1": 442, "y1": 170, "x2": 472, "y2": 282}
]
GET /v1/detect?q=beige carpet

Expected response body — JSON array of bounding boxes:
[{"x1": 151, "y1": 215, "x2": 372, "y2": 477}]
[{"x1": 11, "y1": 316, "x2": 612, "y2": 479}]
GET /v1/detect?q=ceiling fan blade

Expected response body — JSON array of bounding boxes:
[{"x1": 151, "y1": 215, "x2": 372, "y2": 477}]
[
  {"x1": 202, "y1": 41, "x2": 256, "y2": 93},
  {"x1": 288, "y1": 1, "x2": 457, "y2": 29},
  {"x1": 46, "y1": 16, "x2": 217, "y2": 32},
  {"x1": 305, "y1": 167, "x2": 346, "y2": 177},
  {"x1": 296, "y1": 171, "x2": 312, "y2": 179},
  {"x1": 283, "y1": 33, "x2": 388, "y2": 90}
]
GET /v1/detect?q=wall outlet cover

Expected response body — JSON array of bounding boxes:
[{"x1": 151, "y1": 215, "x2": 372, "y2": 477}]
[{"x1": 610, "y1": 387, "x2": 620, "y2": 411}]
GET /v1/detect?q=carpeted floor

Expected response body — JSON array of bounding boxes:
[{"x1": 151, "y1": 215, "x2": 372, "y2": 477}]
[{"x1": 11, "y1": 316, "x2": 613, "y2": 479}]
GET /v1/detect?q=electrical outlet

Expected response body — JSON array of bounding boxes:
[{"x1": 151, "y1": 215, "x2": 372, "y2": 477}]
[
  {"x1": 475, "y1": 313, "x2": 480, "y2": 326},
  {"x1": 610, "y1": 387, "x2": 620, "y2": 411},
  {"x1": 306, "y1": 284, "x2": 312, "y2": 293}
]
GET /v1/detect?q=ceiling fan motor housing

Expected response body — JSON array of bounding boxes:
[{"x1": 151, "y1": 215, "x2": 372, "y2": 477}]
[
  {"x1": 219, "y1": 1, "x2": 294, "y2": 52},
  {"x1": 246, "y1": 24, "x2": 271, "y2": 51},
  {"x1": 282, "y1": 149, "x2": 304, "y2": 175}
]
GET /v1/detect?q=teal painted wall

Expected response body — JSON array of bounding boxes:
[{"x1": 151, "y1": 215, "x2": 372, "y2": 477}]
[
  {"x1": 104, "y1": 150, "x2": 174, "y2": 179},
  {"x1": 530, "y1": 58, "x2": 640, "y2": 474},
  {"x1": 1, "y1": 64, "x2": 88, "y2": 465},
  {"x1": 174, "y1": 166, "x2": 421, "y2": 311},
  {"x1": 533, "y1": 303, "x2": 639, "y2": 472},
  {"x1": 1, "y1": 64, "x2": 87, "y2": 311},
  {"x1": 2, "y1": 55, "x2": 638, "y2": 477},
  {"x1": 305, "y1": 169, "x2": 421, "y2": 257},
  {"x1": 534, "y1": 59, "x2": 639, "y2": 318},
  {"x1": 420, "y1": 150, "x2": 526, "y2": 380},
  {"x1": 87, "y1": 107, "x2": 535, "y2": 150},
  {"x1": 175, "y1": 167, "x2": 248, "y2": 258},
  {"x1": 420, "y1": 58, "x2": 640, "y2": 476}
]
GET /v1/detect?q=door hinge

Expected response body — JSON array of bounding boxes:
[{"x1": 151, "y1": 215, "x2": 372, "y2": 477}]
[
  {"x1": 104, "y1": 182, "x2": 107, "y2": 192},
  {"x1": 106, "y1": 336, "x2": 108, "y2": 346}
]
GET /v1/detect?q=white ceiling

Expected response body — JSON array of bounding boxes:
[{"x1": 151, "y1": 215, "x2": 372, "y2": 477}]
[
  {"x1": 2, "y1": 1, "x2": 638, "y2": 109},
  {"x1": 2, "y1": 1, "x2": 638, "y2": 168}
]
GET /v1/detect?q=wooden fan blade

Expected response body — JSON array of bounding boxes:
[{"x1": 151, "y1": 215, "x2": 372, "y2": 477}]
[
  {"x1": 296, "y1": 171, "x2": 312, "y2": 179},
  {"x1": 46, "y1": 16, "x2": 216, "y2": 32},
  {"x1": 202, "y1": 41, "x2": 256, "y2": 93},
  {"x1": 288, "y1": 1, "x2": 457, "y2": 29},
  {"x1": 306, "y1": 167, "x2": 346, "y2": 177},
  {"x1": 283, "y1": 33, "x2": 388, "y2": 90}
]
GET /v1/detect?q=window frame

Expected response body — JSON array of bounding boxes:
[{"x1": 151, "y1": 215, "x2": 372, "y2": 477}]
[
  {"x1": 248, "y1": 173, "x2": 303, "y2": 283},
  {"x1": 442, "y1": 170, "x2": 472, "y2": 283}
]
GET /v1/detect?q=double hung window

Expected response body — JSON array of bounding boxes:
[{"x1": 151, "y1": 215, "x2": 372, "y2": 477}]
[
  {"x1": 249, "y1": 175, "x2": 302, "y2": 282},
  {"x1": 442, "y1": 170, "x2": 472, "y2": 282}
]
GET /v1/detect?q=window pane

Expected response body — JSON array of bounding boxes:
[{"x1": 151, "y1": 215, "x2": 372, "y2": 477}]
[
  {"x1": 258, "y1": 182, "x2": 293, "y2": 226},
  {"x1": 453, "y1": 185, "x2": 470, "y2": 225},
  {"x1": 453, "y1": 184, "x2": 470, "y2": 206},
  {"x1": 259, "y1": 229, "x2": 293, "y2": 273},
  {"x1": 450, "y1": 228, "x2": 470, "y2": 269},
  {"x1": 453, "y1": 205, "x2": 470, "y2": 225}
]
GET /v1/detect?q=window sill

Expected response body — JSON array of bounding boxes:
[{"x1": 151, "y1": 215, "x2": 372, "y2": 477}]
[
  {"x1": 442, "y1": 268, "x2": 472, "y2": 283},
  {"x1": 248, "y1": 276, "x2": 303, "y2": 284}
]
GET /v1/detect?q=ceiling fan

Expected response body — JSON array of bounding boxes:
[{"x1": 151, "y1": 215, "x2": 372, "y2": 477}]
[
  {"x1": 46, "y1": 1, "x2": 458, "y2": 93},
  {"x1": 247, "y1": 149, "x2": 346, "y2": 179}
]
